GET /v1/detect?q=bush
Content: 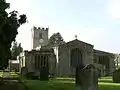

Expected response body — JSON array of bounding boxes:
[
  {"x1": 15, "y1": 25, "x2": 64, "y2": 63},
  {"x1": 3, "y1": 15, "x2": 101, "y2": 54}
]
[{"x1": 113, "y1": 68, "x2": 120, "y2": 83}]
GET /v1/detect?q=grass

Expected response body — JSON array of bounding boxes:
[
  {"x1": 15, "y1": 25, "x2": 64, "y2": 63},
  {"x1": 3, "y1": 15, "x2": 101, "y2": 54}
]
[
  {"x1": 0, "y1": 71, "x2": 19, "y2": 78},
  {"x1": 98, "y1": 77, "x2": 120, "y2": 90},
  {"x1": 1, "y1": 72, "x2": 119, "y2": 90},
  {"x1": 22, "y1": 76, "x2": 120, "y2": 90}
]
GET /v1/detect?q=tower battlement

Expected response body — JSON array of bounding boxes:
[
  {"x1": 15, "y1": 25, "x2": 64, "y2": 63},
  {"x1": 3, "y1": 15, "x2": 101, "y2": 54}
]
[
  {"x1": 33, "y1": 26, "x2": 48, "y2": 31},
  {"x1": 32, "y1": 26, "x2": 49, "y2": 49}
]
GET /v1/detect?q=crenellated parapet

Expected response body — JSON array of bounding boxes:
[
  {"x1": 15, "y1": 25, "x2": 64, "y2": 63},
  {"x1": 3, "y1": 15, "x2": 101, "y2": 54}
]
[{"x1": 33, "y1": 26, "x2": 49, "y2": 31}]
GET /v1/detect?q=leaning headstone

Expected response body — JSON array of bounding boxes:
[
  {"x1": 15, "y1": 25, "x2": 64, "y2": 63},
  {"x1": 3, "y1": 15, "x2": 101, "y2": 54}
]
[
  {"x1": 21, "y1": 67, "x2": 28, "y2": 76},
  {"x1": 81, "y1": 64, "x2": 100, "y2": 90},
  {"x1": 113, "y1": 69, "x2": 120, "y2": 83}
]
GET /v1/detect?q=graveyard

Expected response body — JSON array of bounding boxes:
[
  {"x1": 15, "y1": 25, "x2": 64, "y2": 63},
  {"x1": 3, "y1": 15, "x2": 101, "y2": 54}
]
[
  {"x1": 19, "y1": 76, "x2": 119, "y2": 90},
  {"x1": 1, "y1": 71, "x2": 120, "y2": 90},
  {"x1": 18, "y1": 76, "x2": 120, "y2": 90},
  {"x1": 1, "y1": 0, "x2": 120, "y2": 90}
]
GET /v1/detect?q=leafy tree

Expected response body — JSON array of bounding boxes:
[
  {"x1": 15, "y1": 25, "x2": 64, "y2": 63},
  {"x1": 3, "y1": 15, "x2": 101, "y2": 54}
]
[
  {"x1": 0, "y1": 0, "x2": 27, "y2": 69},
  {"x1": 11, "y1": 41, "x2": 23, "y2": 60},
  {"x1": 48, "y1": 32, "x2": 65, "y2": 47}
]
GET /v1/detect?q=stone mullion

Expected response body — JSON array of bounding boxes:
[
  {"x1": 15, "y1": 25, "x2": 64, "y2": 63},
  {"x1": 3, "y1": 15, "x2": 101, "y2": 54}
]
[
  {"x1": 43, "y1": 55, "x2": 45, "y2": 67},
  {"x1": 34, "y1": 55, "x2": 37, "y2": 69},
  {"x1": 40, "y1": 55, "x2": 42, "y2": 67},
  {"x1": 47, "y1": 56, "x2": 48, "y2": 67},
  {"x1": 36, "y1": 54, "x2": 38, "y2": 69}
]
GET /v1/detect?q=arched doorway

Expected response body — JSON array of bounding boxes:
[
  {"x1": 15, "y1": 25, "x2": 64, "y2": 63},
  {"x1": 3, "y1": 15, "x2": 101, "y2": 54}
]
[{"x1": 70, "y1": 48, "x2": 83, "y2": 68}]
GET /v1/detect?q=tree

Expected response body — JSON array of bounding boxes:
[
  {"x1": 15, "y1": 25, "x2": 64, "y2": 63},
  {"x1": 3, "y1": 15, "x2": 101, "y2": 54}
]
[
  {"x1": 0, "y1": 0, "x2": 27, "y2": 69},
  {"x1": 48, "y1": 32, "x2": 65, "y2": 47},
  {"x1": 11, "y1": 41, "x2": 23, "y2": 60}
]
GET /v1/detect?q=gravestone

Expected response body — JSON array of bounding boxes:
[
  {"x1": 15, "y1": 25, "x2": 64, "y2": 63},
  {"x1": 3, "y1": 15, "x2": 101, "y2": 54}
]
[
  {"x1": 80, "y1": 64, "x2": 100, "y2": 90},
  {"x1": 75, "y1": 64, "x2": 85, "y2": 86},
  {"x1": 40, "y1": 67, "x2": 49, "y2": 81},
  {"x1": 21, "y1": 67, "x2": 28, "y2": 76}
]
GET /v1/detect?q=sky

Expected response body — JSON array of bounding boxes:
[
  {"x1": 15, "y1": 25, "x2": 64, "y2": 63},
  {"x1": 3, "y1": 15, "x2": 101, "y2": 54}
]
[{"x1": 6, "y1": 0, "x2": 120, "y2": 53}]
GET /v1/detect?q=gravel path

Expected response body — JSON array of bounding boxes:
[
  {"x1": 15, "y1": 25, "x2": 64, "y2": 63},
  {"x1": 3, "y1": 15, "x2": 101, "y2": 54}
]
[
  {"x1": 0, "y1": 80, "x2": 26, "y2": 90},
  {"x1": 0, "y1": 72, "x2": 27, "y2": 90}
]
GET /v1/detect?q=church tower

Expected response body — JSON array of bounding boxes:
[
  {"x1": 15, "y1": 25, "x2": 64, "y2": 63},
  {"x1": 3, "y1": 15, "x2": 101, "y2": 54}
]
[{"x1": 31, "y1": 26, "x2": 49, "y2": 49}]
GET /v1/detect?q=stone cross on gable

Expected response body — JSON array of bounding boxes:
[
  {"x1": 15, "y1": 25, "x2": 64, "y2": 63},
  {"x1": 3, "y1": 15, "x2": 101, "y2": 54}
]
[{"x1": 75, "y1": 35, "x2": 77, "y2": 40}]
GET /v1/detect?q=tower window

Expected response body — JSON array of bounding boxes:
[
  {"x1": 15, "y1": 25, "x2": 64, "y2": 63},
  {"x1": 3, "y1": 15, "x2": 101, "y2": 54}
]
[{"x1": 39, "y1": 33, "x2": 43, "y2": 39}]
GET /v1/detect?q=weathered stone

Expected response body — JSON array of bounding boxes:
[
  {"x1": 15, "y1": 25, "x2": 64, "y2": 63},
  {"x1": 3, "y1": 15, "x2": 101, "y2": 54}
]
[
  {"x1": 40, "y1": 67, "x2": 49, "y2": 81},
  {"x1": 20, "y1": 67, "x2": 28, "y2": 76},
  {"x1": 75, "y1": 64, "x2": 85, "y2": 86},
  {"x1": 80, "y1": 64, "x2": 100, "y2": 90}
]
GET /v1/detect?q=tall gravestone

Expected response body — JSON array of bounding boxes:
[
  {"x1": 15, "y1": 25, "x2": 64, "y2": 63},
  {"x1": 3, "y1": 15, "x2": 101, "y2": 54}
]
[
  {"x1": 40, "y1": 67, "x2": 49, "y2": 81},
  {"x1": 80, "y1": 64, "x2": 100, "y2": 90},
  {"x1": 75, "y1": 64, "x2": 85, "y2": 86}
]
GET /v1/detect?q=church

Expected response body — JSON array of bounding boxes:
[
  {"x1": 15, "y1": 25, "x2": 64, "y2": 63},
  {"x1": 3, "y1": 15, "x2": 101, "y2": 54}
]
[{"x1": 18, "y1": 26, "x2": 115, "y2": 77}]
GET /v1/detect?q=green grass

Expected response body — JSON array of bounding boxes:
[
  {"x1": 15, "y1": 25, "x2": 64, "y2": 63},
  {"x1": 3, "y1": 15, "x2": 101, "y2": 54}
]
[
  {"x1": 23, "y1": 76, "x2": 120, "y2": 90},
  {"x1": 0, "y1": 72, "x2": 3, "y2": 77},
  {"x1": 24, "y1": 80, "x2": 76, "y2": 90},
  {"x1": 0, "y1": 71, "x2": 19, "y2": 78}
]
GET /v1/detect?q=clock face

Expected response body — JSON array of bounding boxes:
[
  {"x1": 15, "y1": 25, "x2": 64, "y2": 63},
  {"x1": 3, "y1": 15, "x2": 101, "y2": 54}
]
[{"x1": 39, "y1": 39, "x2": 44, "y2": 44}]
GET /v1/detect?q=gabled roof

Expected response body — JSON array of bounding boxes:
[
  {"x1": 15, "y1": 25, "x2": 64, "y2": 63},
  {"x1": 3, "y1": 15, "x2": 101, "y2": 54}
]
[
  {"x1": 59, "y1": 39, "x2": 94, "y2": 47},
  {"x1": 66, "y1": 39, "x2": 93, "y2": 46}
]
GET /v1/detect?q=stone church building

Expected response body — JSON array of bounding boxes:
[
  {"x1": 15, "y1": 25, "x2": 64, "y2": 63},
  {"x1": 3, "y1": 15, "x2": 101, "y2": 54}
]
[
  {"x1": 18, "y1": 26, "x2": 115, "y2": 77},
  {"x1": 57, "y1": 39, "x2": 115, "y2": 77}
]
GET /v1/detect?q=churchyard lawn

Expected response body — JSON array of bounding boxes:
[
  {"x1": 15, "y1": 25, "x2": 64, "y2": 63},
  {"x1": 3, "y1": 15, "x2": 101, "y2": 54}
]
[
  {"x1": 0, "y1": 72, "x2": 120, "y2": 90},
  {"x1": 0, "y1": 71, "x2": 19, "y2": 78},
  {"x1": 23, "y1": 77, "x2": 120, "y2": 90}
]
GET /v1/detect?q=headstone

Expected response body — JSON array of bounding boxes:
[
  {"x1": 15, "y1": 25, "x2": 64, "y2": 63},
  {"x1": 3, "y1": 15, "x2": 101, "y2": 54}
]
[
  {"x1": 75, "y1": 64, "x2": 85, "y2": 90},
  {"x1": 21, "y1": 67, "x2": 28, "y2": 76},
  {"x1": 75, "y1": 64, "x2": 85, "y2": 86},
  {"x1": 40, "y1": 67, "x2": 49, "y2": 81},
  {"x1": 81, "y1": 64, "x2": 100, "y2": 90}
]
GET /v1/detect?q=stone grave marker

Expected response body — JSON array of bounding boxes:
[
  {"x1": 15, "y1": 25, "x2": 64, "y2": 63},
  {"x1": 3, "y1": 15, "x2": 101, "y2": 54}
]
[
  {"x1": 80, "y1": 64, "x2": 100, "y2": 90},
  {"x1": 21, "y1": 67, "x2": 28, "y2": 76}
]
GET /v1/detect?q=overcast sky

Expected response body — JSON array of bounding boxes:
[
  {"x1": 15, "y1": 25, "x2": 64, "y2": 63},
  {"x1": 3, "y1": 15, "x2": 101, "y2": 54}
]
[{"x1": 6, "y1": 0, "x2": 120, "y2": 53}]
